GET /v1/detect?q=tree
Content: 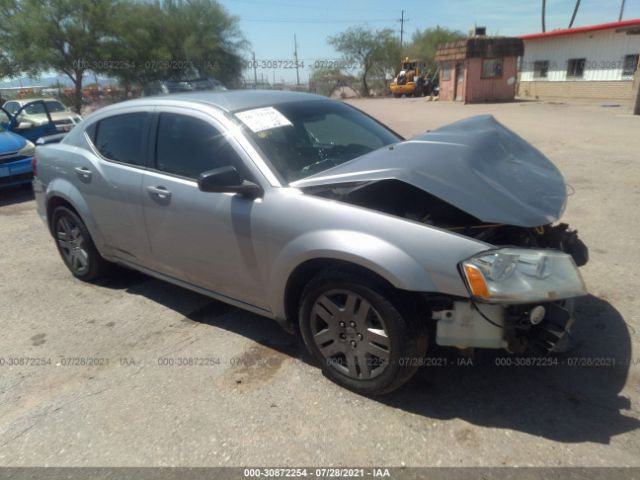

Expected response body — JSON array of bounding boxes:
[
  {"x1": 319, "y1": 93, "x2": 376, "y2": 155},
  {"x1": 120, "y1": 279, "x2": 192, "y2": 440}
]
[
  {"x1": 102, "y1": 0, "x2": 246, "y2": 93},
  {"x1": 100, "y1": 1, "x2": 173, "y2": 97},
  {"x1": 329, "y1": 27, "x2": 398, "y2": 97},
  {"x1": 165, "y1": 0, "x2": 246, "y2": 86},
  {"x1": 309, "y1": 66, "x2": 354, "y2": 97},
  {"x1": 6, "y1": 0, "x2": 120, "y2": 112},
  {"x1": 407, "y1": 26, "x2": 465, "y2": 73}
]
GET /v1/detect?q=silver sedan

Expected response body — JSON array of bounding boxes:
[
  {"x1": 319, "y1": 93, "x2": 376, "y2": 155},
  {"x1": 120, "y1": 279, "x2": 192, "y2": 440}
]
[{"x1": 33, "y1": 91, "x2": 588, "y2": 394}]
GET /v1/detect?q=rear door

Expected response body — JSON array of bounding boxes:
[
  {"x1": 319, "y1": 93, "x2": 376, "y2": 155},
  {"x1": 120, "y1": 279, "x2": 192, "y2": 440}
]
[
  {"x1": 141, "y1": 108, "x2": 268, "y2": 308},
  {"x1": 77, "y1": 111, "x2": 153, "y2": 263}
]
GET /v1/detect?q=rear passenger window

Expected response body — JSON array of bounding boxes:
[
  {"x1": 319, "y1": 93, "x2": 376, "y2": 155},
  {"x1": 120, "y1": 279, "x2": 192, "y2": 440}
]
[
  {"x1": 93, "y1": 113, "x2": 148, "y2": 166},
  {"x1": 155, "y1": 113, "x2": 242, "y2": 179}
]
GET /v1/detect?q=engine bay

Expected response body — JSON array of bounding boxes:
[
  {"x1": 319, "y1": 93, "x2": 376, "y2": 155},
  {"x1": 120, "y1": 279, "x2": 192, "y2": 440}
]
[{"x1": 304, "y1": 179, "x2": 589, "y2": 267}]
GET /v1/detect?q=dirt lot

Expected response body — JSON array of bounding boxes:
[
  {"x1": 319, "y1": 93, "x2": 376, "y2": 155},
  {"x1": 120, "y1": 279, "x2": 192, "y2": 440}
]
[{"x1": 0, "y1": 98, "x2": 639, "y2": 467}]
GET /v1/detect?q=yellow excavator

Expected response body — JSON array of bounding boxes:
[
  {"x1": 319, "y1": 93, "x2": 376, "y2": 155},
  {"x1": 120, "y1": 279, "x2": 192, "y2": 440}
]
[{"x1": 389, "y1": 57, "x2": 433, "y2": 98}]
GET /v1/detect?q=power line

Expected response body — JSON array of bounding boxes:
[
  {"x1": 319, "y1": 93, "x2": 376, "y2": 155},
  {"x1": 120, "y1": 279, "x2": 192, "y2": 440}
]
[
  {"x1": 225, "y1": 0, "x2": 398, "y2": 15},
  {"x1": 239, "y1": 17, "x2": 397, "y2": 24}
]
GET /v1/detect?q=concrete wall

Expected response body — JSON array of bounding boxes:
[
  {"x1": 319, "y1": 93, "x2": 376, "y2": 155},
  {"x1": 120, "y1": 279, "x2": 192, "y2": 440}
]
[
  {"x1": 465, "y1": 57, "x2": 519, "y2": 103},
  {"x1": 518, "y1": 79, "x2": 635, "y2": 101}
]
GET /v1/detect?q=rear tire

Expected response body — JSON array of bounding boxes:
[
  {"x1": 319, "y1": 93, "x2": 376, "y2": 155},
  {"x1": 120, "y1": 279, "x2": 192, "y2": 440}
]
[
  {"x1": 51, "y1": 206, "x2": 111, "y2": 281},
  {"x1": 299, "y1": 269, "x2": 428, "y2": 395}
]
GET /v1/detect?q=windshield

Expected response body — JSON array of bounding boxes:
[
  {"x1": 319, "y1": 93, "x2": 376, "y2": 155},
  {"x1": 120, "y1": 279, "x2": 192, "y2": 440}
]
[
  {"x1": 238, "y1": 100, "x2": 400, "y2": 183},
  {"x1": 23, "y1": 100, "x2": 66, "y2": 115}
]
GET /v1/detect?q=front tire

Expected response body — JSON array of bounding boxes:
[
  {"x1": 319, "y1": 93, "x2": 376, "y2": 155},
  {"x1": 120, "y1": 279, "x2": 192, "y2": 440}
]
[
  {"x1": 299, "y1": 269, "x2": 428, "y2": 395},
  {"x1": 51, "y1": 206, "x2": 111, "y2": 281}
]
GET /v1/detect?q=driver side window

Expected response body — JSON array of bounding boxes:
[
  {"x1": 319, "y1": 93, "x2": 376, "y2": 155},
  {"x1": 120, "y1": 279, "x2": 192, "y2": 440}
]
[{"x1": 155, "y1": 113, "x2": 243, "y2": 179}]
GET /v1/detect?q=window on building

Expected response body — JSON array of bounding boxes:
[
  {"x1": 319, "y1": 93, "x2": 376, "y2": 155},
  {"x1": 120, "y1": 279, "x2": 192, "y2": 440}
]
[
  {"x1": 442, "y1": 62, "x2": 451, "y2": 81},
  {"x1": 533, "y1": 60, "x2": 550, "y2": 79},
  {"x1": 566, "y1": 58, "x2": 586, "y2": 78},
  {"x1": 481, "y1": 58, "x2": 503, "y2": 79},
  {"x1": 623, "y1": 54, "x2": 639, "y2": 77}
]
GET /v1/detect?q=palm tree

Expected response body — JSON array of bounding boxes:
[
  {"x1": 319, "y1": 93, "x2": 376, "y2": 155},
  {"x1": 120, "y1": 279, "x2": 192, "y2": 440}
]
[
  {"x1": 541, "y1": 0, "x2": 546, "y2": 32},
  {"x1": 569, "y1": 0, "x2": 581, "y2": 28}
]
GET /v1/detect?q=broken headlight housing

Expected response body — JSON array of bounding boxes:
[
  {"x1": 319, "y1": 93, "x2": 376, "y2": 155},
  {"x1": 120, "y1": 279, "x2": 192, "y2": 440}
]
[{"x1": 460, "y1": 248, "x2": 587, "y2": 304}]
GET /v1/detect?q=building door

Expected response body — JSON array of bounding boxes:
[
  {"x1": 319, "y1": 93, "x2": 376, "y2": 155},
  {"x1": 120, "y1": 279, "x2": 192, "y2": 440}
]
[{"x1": 454, "y1": 62, "x2": 464, "y2": 102}]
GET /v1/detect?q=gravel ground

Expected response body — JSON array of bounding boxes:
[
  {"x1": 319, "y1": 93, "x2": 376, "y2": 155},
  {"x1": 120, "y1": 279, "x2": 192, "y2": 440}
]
[{"x1": 0, "y1": 98, "x2": 639, "y2": 467}]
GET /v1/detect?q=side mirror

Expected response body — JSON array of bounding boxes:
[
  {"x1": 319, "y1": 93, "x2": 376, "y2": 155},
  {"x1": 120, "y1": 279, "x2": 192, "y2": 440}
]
[{"x1": 197, "y1": 166, "x2": 263, "y2": 198}]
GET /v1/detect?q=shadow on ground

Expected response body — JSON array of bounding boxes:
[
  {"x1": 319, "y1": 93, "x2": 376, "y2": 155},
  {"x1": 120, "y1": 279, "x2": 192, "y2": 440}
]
[
  {"x1": 100, "y1": 269, "x2": 639, "y2": 444},
  {"x1": 384, "y1": 294, "x2": 639, "y2": 444},
  {"x1": 0, "y1": 183, "x2": 34, "y2": 207}
]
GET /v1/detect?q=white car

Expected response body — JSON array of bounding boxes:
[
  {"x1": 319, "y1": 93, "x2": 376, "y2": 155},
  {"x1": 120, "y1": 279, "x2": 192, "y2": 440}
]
[{"x1": 2, "y1": 98, "x2": 82, "y2": 132}]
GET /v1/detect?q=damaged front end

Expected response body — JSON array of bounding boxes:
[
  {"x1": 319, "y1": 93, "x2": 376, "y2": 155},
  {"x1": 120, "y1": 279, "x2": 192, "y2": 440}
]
[{"x1": 293, "y1": 115, "x2": 589, "y2": 354}]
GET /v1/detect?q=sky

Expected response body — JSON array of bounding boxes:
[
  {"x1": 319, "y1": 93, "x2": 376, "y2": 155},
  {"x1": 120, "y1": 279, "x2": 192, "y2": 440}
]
[
  {"x1": 219, "y1": 0, "x2": 640, "y2": 83},
  {"x1": 2, "y1": 0, "x2": 639, "y2": 87}
]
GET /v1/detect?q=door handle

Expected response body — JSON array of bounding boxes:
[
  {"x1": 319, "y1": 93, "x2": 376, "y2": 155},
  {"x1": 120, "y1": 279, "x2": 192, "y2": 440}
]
[
  {"x1": 147, "y1": 185, "x2": 172, "y2": 200},
  {"x1": 74, "y1": 166, "x2": 92, "y2": 179}
]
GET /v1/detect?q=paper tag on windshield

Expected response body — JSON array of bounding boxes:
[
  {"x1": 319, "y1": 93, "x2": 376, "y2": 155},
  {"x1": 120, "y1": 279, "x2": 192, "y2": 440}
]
[{"x1": 235, "y1": 107, "x2": 293, "y2": 133}]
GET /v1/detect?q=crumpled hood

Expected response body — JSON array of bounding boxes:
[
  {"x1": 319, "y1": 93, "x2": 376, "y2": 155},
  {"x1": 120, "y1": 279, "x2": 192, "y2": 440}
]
[{"x1": 292, "y1": 115, "x2": 567, "y2": 227}]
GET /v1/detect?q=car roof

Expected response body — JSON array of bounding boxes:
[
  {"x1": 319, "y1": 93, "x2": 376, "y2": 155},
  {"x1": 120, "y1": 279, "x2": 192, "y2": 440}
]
[
  {"x1": 15, "y1": 98, "x2": 62, "y2": 103},
  {"x1": 100, "y1": 90, "x2": 329, "y2": 114}
]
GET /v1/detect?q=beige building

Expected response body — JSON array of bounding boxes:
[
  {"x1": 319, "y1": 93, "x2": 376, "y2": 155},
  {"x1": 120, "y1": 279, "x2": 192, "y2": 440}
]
[{"x1": 518, "y1": 19, "x2": 640, "y2": 106}]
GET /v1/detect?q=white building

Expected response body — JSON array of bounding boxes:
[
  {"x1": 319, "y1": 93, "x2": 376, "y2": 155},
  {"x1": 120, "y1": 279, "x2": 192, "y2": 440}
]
[{"x1": 518, "y1": 19, "x2": 640, "y2": 105}]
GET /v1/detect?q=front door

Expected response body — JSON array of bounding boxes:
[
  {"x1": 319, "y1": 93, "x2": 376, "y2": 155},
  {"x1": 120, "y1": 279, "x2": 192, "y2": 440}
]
[
  {"x1": 141, "y1": 109, "x2": 268, "y2": 309},
  {"x1": 9, "y1": 101, "x2": 59, "y2": 142}
]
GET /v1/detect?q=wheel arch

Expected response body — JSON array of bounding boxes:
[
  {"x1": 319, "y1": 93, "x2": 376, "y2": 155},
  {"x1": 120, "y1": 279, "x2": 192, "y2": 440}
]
[
  {"x1": 44, "y1": 180, "x2": 107, "y2": 254},
  {"x1": 280, "y1": 257, "x2": 431, "y2": 332}
]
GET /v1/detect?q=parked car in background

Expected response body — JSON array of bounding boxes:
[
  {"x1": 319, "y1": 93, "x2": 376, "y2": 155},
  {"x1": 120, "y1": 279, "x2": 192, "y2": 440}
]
[
  {"x1": 33, "y1": 91, "x2": 588, "y2": 395},
  {"x1": 2, "y1": 98, "x2": 81, "y2": 133},
  {"x1": 1, "y1": 99, "x2": 73, "y2": 144},
  {"x1": 142, "y1": 78, "x2": 226, "y2": 96},
  {"x1": 0, "y1": 108, "x2": 35, "y2": 188}
]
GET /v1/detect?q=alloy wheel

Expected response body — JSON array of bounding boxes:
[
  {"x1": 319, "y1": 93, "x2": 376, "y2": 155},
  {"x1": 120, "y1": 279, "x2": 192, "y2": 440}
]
[
  {"x1": 56, "y1": 215, "x2": 90, "y2": 275},
  {"x1": 309, "y1": 289, "x2": 391, "y2": 380}
]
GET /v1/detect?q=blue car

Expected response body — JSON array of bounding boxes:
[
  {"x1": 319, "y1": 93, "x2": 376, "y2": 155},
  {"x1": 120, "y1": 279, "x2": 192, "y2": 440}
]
[
  {"x1": 0, "y1": 121, "x2": 35, "y2": 188},
  {"x1": 0, "y1": 99, "x2": 69, "y2": 187}
]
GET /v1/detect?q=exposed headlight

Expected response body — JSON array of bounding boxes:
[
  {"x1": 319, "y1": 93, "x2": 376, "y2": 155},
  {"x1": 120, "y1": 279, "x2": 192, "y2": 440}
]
[
  {"x1": 18, "y1": 140, "x2": 35, "y2": 157},
  {"x1": 460, "y1": 248, "x2": 587, "y2": 303}
]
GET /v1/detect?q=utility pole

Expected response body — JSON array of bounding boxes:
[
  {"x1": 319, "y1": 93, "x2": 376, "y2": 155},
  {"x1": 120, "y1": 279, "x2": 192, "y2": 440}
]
[
  {"x1": 294, "y1": 33, "x2": 300, "y2": 87},
  {"x1": 252, "y1": 51, "x2": 258, "y2": 88},
  {"x1": 399, "y1": 10, "x2": 405, "y2": 51},
  {"x1": 568, "y1": 0, "x2": 581, "y2": 28},
  {"x1": 619, "y1": 0, "x2": 626, "y2": 21}
]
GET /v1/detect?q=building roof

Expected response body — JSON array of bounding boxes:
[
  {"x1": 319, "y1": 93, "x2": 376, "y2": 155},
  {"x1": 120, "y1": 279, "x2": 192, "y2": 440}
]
[
  {"x1": 520, "y1": 18, "x2": 640, "y2": 40},
  {"x1": 435, "y1": 37, "x2": 524, "y2": 62}
]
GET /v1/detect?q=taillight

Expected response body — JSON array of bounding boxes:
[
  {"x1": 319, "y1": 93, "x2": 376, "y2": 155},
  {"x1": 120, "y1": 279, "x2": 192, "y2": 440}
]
[{"x1": 31, "y1": 155, "x2": 37, "y2": 177}]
